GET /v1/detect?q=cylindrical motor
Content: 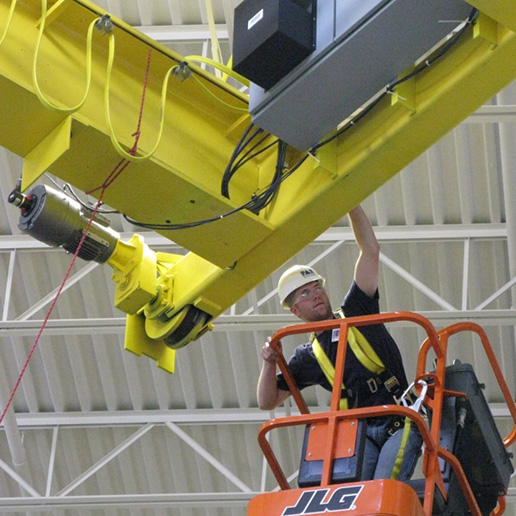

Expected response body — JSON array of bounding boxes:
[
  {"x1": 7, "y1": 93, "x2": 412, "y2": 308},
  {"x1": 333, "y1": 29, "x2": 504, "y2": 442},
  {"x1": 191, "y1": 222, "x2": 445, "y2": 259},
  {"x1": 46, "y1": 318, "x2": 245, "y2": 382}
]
[{"x1": 11, "y1": 184, "x2": 119, "y2": 263}]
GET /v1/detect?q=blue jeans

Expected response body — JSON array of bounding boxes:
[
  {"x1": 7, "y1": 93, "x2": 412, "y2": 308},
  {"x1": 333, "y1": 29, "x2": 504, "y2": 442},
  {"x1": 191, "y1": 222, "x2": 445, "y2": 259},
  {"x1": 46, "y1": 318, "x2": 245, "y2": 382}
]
[{"x1": 361, "y1": 416, "x2": 423, "y2": 481}]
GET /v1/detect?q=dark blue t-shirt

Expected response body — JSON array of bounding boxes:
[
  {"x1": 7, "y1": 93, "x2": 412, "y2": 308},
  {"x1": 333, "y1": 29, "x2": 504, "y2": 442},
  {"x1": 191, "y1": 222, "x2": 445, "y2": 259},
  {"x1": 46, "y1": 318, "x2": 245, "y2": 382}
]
[{"x1": 276, "y1": 281, "x2": 409, "y2": 408}]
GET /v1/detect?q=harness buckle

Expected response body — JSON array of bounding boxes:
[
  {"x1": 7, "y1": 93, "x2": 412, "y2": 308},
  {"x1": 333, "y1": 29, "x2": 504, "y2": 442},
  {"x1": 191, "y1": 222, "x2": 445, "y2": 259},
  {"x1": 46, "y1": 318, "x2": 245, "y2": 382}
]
[
  {"x1": 367, "y1": 378, "x2": 378, "y2": 393},
  {"x1": 387, "y1": 417, "x2": 404, "y2": 436},
  {"x1": 383, "y1": 374, "x2": 400, "y2": 393}
]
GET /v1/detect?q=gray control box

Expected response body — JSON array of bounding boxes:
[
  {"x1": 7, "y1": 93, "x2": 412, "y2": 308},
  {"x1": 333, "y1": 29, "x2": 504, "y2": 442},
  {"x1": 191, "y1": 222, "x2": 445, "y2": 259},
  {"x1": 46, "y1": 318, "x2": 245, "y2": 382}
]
[{"x1": 248, "y1": 0, "x2": 473, "y2": 151}]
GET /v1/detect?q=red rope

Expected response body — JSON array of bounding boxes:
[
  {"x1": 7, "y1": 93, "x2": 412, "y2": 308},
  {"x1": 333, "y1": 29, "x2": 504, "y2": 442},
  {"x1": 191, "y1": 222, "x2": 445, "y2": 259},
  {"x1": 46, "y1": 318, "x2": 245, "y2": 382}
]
[
  {"x1": 86, "y1": 47, "x2": 152, "y2": 196},
  {"x1": 130, "y1": 47, "x2": 152, "y2": 154},
  {"x1": 0, "y1": 196, "x2": 104, "y2": 426},
  {"x1": 0, "y1": 48, "x2": 153, "y2": 426}
]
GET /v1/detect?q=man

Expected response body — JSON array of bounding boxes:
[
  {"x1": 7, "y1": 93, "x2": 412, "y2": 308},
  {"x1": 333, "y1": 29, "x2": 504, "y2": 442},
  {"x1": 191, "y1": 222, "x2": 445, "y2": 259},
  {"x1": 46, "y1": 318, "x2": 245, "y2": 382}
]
[{"x1": 257, "y1": 205, "x2": 422, "y2": 481}]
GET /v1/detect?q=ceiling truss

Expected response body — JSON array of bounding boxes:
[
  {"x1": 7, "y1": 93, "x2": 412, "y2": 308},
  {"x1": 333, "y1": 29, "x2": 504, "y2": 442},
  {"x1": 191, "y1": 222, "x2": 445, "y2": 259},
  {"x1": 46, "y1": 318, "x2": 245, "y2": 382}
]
[
  {"x1": 2, "y1": 224, "x2": 514, "y2": 332},
  {"x1": 1, "y1": 407, "x2": 516, "y2": 511},
  {"x1": 1, "y1": 224, "x2": 515, "y2": 510},
  {"x1": 1, "y1": 2, "x2": 516, "y2": 513}
]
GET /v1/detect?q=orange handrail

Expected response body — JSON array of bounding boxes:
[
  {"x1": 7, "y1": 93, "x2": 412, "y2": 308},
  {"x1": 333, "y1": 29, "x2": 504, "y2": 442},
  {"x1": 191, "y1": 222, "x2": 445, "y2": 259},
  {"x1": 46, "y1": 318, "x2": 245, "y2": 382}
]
[
  {"x1": 259, "y1": 311, "x2": 511, "y2": 516},
  {"x1": 268, "y1": 311, "x2": 444, "y2": 414},
  {"x1": 257, "y1": 405, "x2": 433, "y2": 490},
  {"x1": 435, "y1": 322, "x2": 516, "y2": 447}
]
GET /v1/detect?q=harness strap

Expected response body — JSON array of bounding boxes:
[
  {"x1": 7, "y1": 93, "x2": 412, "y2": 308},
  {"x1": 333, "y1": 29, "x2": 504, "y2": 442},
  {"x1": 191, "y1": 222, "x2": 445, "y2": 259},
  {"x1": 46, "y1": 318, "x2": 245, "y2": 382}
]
[
  {"x1": 312, "y1": 311, "x2": 387, "y2": 410},
  {"x1": 390, "y1": 418, "x2": 413, "y2": 480},
  {"x1": 312, "y1": 337, "x2": 348, "y2": 410},
  {"x1": 335, "y1": 308, "x2": 385, "y2": 375},
  {"x1": 311, "y1": 309, "x2": 411, "y2": 479}
]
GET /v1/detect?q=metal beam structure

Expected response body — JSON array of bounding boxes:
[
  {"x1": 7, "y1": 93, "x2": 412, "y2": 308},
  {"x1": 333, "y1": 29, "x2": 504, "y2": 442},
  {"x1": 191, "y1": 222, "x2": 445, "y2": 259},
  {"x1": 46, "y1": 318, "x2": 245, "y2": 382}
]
[
  {"x1": 1, "y1": 406, "x2": 516, "y2": 511},
  {"x1": 2, "y1": 224, "x2": 514, "y2": 330},
  {"x1": 1, "y1": 0, "x2": 516, "y2": 512},
  {"x1": 1, "y1": 0, "x2": 516, "y2": 359}
]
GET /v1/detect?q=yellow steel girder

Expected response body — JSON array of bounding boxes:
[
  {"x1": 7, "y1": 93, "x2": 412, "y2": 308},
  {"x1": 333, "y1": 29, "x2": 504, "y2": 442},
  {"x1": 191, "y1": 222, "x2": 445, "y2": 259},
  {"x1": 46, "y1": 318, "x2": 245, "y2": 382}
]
[{"x1": 1, "y1": 0, "x2": 516, "y2": 370}]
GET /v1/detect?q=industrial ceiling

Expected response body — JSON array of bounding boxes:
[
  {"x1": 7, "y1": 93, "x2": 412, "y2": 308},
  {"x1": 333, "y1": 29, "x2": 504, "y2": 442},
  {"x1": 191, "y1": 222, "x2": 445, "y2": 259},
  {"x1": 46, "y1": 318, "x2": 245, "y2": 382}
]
[{"x1": 1, "y1": 1, "x2": 516, "y2": 515}]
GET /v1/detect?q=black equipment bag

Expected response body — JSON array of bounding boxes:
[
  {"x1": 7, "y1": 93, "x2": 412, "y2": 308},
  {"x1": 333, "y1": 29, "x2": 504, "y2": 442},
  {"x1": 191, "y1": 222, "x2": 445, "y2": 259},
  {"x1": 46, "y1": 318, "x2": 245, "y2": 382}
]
[{"x1": 437, "y1": 362, "x2": 514, "y2": 515}]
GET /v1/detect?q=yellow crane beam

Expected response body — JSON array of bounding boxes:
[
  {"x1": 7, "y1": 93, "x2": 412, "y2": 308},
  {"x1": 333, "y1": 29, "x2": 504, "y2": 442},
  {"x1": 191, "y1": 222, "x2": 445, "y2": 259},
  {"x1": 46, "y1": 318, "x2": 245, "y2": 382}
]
[
  {"x1": 466, "y1": 0, "x2": 516, "y2": 32},
  {"x1": 2, "y1": 0, "x2": 516, "y2": 370}
]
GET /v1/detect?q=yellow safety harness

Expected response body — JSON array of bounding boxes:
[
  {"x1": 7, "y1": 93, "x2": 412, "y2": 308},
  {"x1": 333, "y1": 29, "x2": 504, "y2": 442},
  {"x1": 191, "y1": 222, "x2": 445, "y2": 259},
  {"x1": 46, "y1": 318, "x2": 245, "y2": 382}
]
[{"x1": 310, "y1": 310, "x2": 412, "y2": 479}]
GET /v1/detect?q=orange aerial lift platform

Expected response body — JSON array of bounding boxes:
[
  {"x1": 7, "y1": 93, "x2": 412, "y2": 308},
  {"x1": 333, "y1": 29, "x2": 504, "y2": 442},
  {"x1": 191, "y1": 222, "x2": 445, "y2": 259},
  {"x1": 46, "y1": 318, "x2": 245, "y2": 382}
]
[{"x1": 248, "y1": 312, "x2": 516, "y2": 516}]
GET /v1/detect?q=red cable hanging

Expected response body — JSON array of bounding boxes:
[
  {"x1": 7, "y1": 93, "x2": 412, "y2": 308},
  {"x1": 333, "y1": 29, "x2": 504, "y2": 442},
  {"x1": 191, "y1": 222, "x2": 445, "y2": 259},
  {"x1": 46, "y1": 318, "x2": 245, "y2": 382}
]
[{"x1": 0, "y1": 48, "x2": 153, "y2": 426}]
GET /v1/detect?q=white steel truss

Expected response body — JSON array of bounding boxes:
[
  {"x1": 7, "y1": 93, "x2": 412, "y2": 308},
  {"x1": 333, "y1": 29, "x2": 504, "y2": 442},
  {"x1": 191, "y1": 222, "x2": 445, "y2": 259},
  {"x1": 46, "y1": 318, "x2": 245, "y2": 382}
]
[{"x1": 1, "y1": 226, "x2": 515, "y2": 512}]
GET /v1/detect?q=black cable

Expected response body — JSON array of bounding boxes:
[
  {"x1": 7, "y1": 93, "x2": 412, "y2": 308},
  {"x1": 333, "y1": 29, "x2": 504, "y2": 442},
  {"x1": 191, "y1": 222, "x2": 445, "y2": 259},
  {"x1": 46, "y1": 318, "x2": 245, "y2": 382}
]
[
  {"x1": 249, "y1": 140, "x2": 288, "y2": 213},
  {"x1": 389, "y1": 8, "x2": 478, "y2": 90},
  {"x1": 231, "y1": 133, "x2": 278, "y2": 176},
  {"x1": 221, "y1": 123, "x2": 264, "y2": 198},
  {"x1": 312, "y1": 8, "x2": 478, "y2": 154},
  {"x1": 312, "y1": 91, "x2": 388, "y2": 153},
  {"x1": 63, "y1": 183, "x2": 120, "y2": 214},
  {"x1": 224, "y1": 138, "x2": 281, "y2": 203},
  {"x1": 44, "y1": 174, "x2": 120, "y2": 215},
  {"x1": 123, "y1": 154, "x2": 309, "y2": 231},
  {"x1": 123, "y1": 139, "x2": 293, "y2": 230}
]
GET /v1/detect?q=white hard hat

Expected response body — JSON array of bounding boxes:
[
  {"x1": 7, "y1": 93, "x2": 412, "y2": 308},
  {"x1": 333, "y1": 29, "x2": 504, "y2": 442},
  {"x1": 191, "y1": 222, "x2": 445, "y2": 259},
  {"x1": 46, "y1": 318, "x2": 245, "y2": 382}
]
[{"x1": 277, "y1": 265, "x2": 325, "y2": 309}]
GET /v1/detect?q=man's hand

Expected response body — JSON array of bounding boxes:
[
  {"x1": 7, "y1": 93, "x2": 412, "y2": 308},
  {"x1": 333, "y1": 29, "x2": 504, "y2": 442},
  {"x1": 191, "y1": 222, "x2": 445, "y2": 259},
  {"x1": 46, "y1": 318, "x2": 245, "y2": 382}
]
[
  {"x1": 257, "y1": 337, "x2": 289, "y2": 410},
  {"x1": 260, "y1": 336, "x2": 282, "y2": 364}
]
